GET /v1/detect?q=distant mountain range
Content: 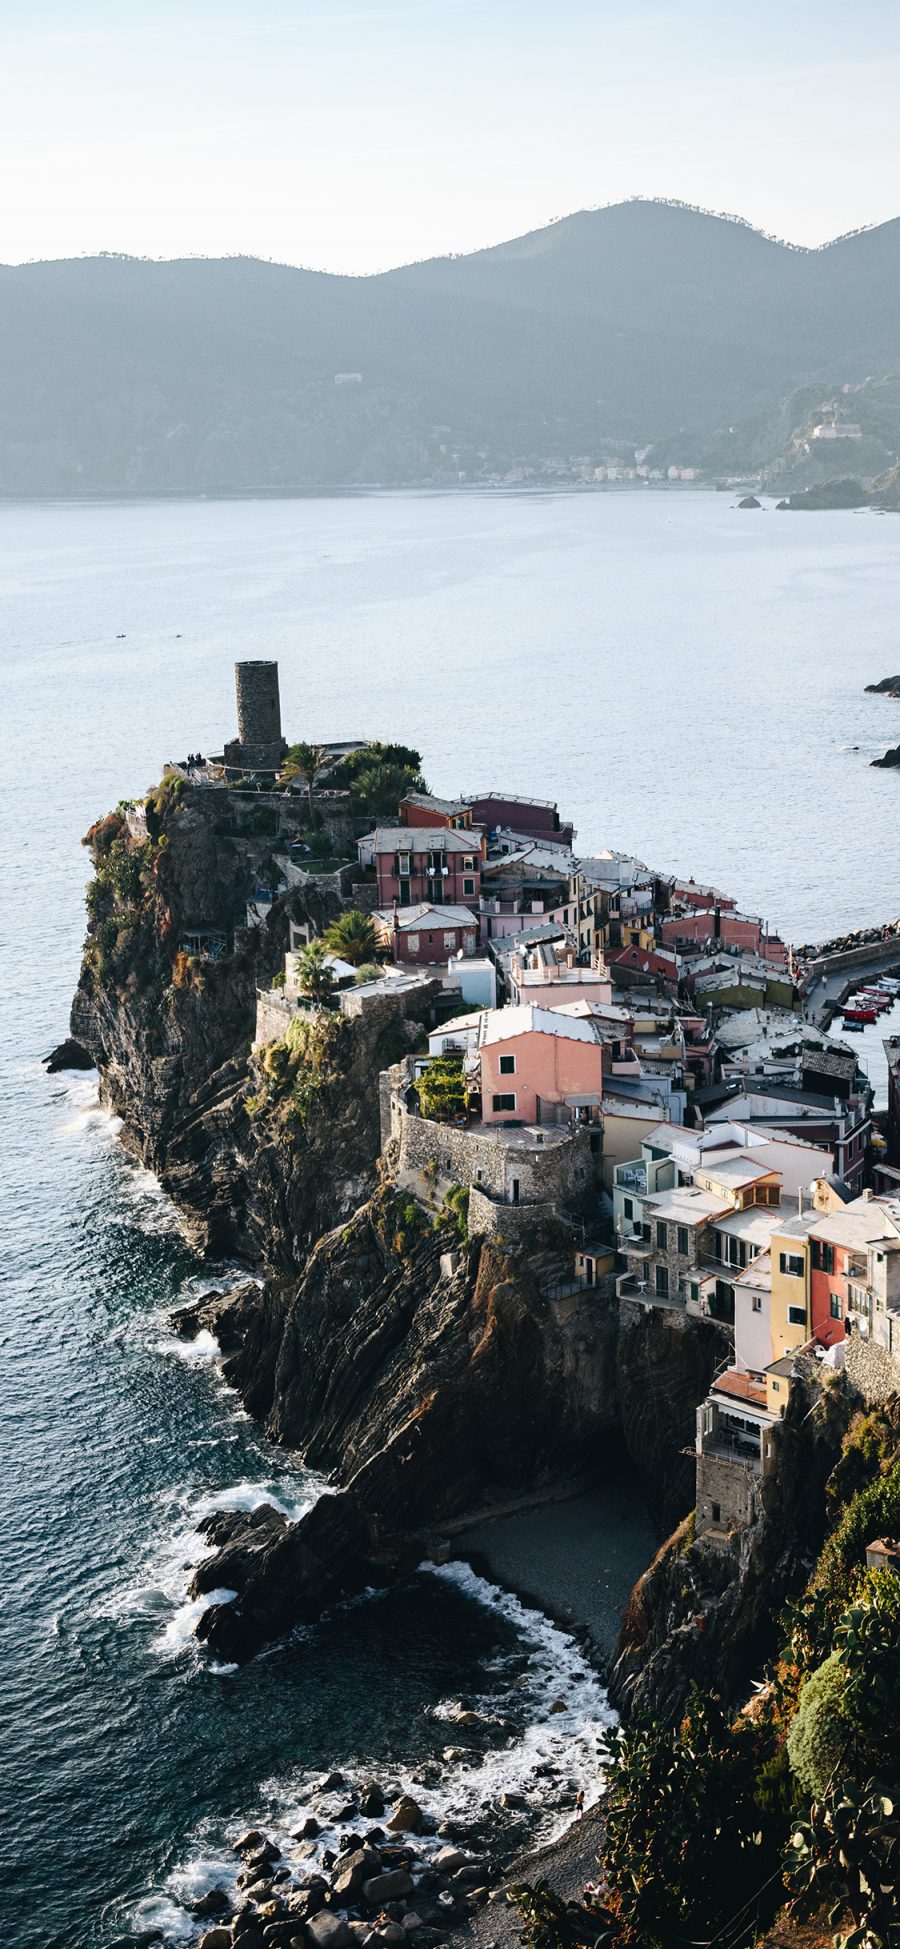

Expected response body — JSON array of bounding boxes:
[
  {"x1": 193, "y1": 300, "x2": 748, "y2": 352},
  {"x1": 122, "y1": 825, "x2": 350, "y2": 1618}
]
[{"x1": 3, "y1": 200, "x2": 900, "y2": 493}]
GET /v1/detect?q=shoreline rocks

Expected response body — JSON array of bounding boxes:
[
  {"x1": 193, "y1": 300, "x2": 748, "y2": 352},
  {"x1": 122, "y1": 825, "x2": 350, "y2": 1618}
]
[{"x1": 179, "y1": 1774, "x2": 511, "y2": 1949}]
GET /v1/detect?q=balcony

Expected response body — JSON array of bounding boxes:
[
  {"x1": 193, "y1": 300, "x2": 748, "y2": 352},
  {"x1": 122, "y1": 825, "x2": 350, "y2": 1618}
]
[
  {"x1": 615, "y1": 1163, "x2": 648, "y2": 1193},
  {"x1": 701, "y1": 1439, "x2": 762, "y2": 1473}
]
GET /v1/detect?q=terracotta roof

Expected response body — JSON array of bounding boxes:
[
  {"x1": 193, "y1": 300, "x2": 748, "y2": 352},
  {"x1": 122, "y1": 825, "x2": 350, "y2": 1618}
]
[{"x1": 713, "y1": 1369, "x2": 768, "y2": 1409}]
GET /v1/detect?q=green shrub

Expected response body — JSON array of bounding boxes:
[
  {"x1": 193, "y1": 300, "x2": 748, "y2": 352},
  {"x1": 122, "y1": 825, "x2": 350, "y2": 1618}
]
[
  {"x1": 442, "y1": 1183, "x2": 470, "y2": 1240},
  {"x1": 785, "y1": 1781, "x2": 899, "y2": 1949},
  {"x1": 787, "y1": 1653, "x2": 857, "y2": 1798},
  {"x1": 415, "y1": 1054, "x2": 468, "y2": 1122},
  {"x1": 517, "y1": 1691, "x2": 779, "y2": 1949},
  {"x1": 326, "y1": 741, "x2": 427, "y2": 815},
  {"x1": 83, "y1": 809, "x2": 125, "y2": 857},
  {"x1": 814, "y1": 1456, "x2": 900, "y2": 1616}
]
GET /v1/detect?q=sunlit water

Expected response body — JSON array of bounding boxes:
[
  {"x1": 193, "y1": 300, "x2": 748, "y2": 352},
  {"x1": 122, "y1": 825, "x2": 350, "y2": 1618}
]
[{"x1": 2, "y1": 489, "x2": 898, "y2": 1946}]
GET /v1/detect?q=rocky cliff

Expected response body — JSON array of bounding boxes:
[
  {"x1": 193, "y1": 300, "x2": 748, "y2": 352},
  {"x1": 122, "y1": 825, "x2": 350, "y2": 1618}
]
[
  {"x1": 609, "y1": 1367, "x2": 855, "y2": 1722},
  {"x1": 172, "y1": 1199, "x2": 631, "y2": 1660},
  {"x1": 65, "y1": 781, "x2": 725, "y2": 1670}
]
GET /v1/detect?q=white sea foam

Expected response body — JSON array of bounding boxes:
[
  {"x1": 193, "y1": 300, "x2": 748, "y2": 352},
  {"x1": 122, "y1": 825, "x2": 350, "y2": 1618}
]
[
  {"x1": 105, "y1": 1472, "x2": 319, "y2": 1662},
  {"x1": 114, "y1": 1159, "x2": 187, "y2": 1238},
  {"x1": 152, "y1": 1327, "x2": 222, "y2": 1365},
  {"x1": 156, "y1": 1586, "x2": 238, "y2": 1655},
  {"x1": 151, "y1": 1478, "x2": 318, "y2": 1655},
  {"x1": 146, "y1": 1556, "x2": 617, "y2": 1938}
]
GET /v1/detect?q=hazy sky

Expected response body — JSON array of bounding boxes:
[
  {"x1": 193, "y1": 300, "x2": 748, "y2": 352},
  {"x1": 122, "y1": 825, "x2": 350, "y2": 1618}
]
[{"x1": 3, "y1": 0, "x2": 899, "y2": 270}]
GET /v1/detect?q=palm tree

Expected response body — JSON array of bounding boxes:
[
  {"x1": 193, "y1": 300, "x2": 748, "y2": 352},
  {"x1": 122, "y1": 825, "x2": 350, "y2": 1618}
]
[
  {"x1": 296, "y1": 939, "x2": 335, "y2": 1007},
  {"x1": 285, "y1": 741, "x2": 328, "y2": 821},
  {"x1": 325, "y1": 910, "x2": 377, "y2": 967},
  {"x1": 351, "y1": 759, "x2": 422, "y2": 817}
]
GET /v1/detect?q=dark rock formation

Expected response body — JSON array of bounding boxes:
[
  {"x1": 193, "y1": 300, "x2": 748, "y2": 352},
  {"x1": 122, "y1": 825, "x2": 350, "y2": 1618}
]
[
  {"x1": 615, "y1": 1304, "x2": 725, "y2": 1531},
  {"x1": 44, "y1": 1037, "x2": 94, "y2": 1073},
  {"x1": 865, "y1": 674, "x2": 900, "y2": 695},
  {"x1": 776, "y1": 477, "x2": 868, "y2": 510},
  {"x1": 171, "y1": 1215, "x2": 726, "y2": 1660},
  {"x1": 737, "y1": 494, "x2": 761, "y2": 509},
  {"x1": 174, "y1": 1202, "x2": 633, "y2": 1659},
  {"x1": 871, "y1": 743, "x2": 900, "y2": 768},
  {"x1": 609, "y1": 1368, "x2": 854, "y2": 1723}
]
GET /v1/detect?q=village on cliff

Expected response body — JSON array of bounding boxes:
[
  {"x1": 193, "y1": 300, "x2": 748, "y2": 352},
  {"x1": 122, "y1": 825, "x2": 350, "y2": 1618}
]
[{"x1": 139, "y1": 659, "x2": 900, "y2": 1562}]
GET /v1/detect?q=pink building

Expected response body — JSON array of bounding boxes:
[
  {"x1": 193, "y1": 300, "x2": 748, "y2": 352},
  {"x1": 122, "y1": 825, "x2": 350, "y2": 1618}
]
[
  {"x1": 374, "y1": 903, "x2": 479, "y2": 965},
  {"x1": 477, "y1": 1005, "x2": 604, "y2": 1124},
  {"x1": 659, "y1": 910, "x2": 764, "y2": 954},
  {"x1": 372, "y1": 827, "x2": 481, "y2": 910},
  {"x1": 605, "y1": 943, "x2": 679, "y2": 982}
]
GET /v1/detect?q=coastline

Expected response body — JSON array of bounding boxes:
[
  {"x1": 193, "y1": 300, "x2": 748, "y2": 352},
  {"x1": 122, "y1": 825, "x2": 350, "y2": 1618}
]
[
  {"x1": 437, "y1": 1482, "x2": 654, "y2": 1947},
  {"x1": 450, "y1": 1475, "x2": 656, "y2": 1671},
  {"x1": 446, "y1": 1809, "x2": 606, "y2": 1949}
]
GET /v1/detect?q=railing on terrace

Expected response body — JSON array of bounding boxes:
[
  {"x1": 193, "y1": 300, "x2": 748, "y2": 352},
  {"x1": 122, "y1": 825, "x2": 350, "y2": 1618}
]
[
  {"x1": 701, "y1": 1438, "x2": 761, "y2": 1472},
  {"x1": 542, "y1": 1277, "x2": 586, "y2": 1302}
]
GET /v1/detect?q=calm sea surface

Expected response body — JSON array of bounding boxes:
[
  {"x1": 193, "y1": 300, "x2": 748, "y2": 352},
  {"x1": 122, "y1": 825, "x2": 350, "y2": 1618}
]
[{"x1": 1, "y1": 490, "x2": 899, "y2": 1945}]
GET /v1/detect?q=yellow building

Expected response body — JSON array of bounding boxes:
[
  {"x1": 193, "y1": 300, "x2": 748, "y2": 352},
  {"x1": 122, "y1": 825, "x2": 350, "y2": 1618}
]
[
  {"x1": 769, "y1": 1215, "x2": 813, "y2": 1369},
  {"x1": 766, "y1": 1178, "x2": 851, "y2": 1410}
]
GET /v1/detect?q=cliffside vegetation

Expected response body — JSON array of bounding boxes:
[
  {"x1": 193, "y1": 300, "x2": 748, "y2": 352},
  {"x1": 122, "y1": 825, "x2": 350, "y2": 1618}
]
[{"x1": 515, "y1": 1402, "x2": 900, "y2": 1949}]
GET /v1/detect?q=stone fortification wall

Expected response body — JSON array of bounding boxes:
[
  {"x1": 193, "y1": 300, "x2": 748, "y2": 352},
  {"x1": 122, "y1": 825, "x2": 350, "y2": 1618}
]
[
  {"x1": 695, "y1": 1453, "x2": 760, "y2": 1546},
  {"x1": 257, "y1": 980, "x2": 437, "y2": 1053},
  {"x1": 340, "y1": 979, "x2": 439, "y2": 1028},
  {"x1": 276, "y1": 857, "x2": 359, "y2": 899},
  {"x1": 845, "y1": 1330, "x2": 900, "y2": 1403},
  {"x1": 467, "y1": 1188, "x2": 560, "y2": 1238},
  {"x1": 400, "y1": 1112, "x2": 507, "y2": 1195},
  {"x1": 397, "y1": 1109, "x2": 595, "y2": 1210},
  {"x1": 255, "y1": 990, "x2": 316, "y2": 1049}
]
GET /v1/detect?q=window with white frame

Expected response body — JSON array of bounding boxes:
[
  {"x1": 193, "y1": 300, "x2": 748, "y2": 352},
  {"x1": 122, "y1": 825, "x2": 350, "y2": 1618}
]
[{"x1": 499, "y1": 1053, "x2": 516, "y2": 1075}]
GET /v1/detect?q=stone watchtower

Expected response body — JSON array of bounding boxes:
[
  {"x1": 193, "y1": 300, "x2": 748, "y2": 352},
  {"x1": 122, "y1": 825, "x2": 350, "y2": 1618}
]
[{"x1": 223, "y1": 660, "x2": 287, "y2": 772}]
